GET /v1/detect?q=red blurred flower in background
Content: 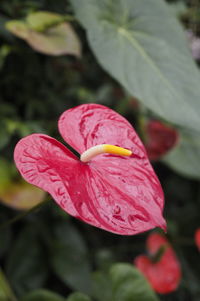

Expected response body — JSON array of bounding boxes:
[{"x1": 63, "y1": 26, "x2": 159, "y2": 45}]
[
  {"x1": 135, "y1": 232, "x2": 181, "y2": 294},
  {"x1": 14, "y1": 104, "x2": 166, "y2": 235},
  {"x1": 145, "y1": 120, "x2": 179, "y2": 161},
  {"x1": 195, "y1": 228, "x2": 200, "y2": 251}
]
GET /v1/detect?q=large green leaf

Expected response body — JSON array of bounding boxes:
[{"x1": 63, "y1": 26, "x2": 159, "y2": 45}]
[
  {"x1": 163, "y1": 128, "x2": 200, "y2": 179},
  {"x1": 50, "y1": 222, "x2": 92, "y2": 294},
  {"x1": 92, "y1": 263, "x2": 159, "y2": 301},
  {"x1": 70, "y1": 0, "x2": 200, "y2": 131},
  {"x1": 110, "y1": 263, "x2": 159, "y2": 301}
]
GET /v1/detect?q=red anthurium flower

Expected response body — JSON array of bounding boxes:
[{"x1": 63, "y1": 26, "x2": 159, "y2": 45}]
[
  {"x1": 195, "y1": 228, "x2": 200, "y2": 251},
  {"x1": 135, "y1": 232, "x2": 181, "y2": 294},
  {"x1": 14, "y1": 104, "x2": 166, "y2": 235},
  {"x1": 145, "y1": 120, "x2": 179, "y2": 161}
]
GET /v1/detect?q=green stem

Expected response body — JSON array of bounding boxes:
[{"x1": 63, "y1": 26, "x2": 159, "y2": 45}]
[{"x1": 0, "y1": 199, "x2": 50, "y2": 231}]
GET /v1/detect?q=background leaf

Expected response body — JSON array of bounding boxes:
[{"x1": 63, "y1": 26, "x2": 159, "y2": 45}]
[
  {"x1": 92, "y1": 263, "x2": 159, "y2": 301},
  {"x1": 70, "y1": 0, "x2": 200, "y2": 131},
  {"x1": 0, "y1": 182, "x2": 46, "y2": 210},
  {"x1": 20, "y1": 289, "x2": 65, "y2": 301},
  {"x1": 6, "y1": 12, "x2": 81, "y2": 56},
  {"x1": 0, "y1": 268, "x2": 17, "y2": 301},
  {"x1": 6, "y1": 21, "x2": 29, "y2": 39},
  {"x1": 6, "y1": 227, "x2": 47, "y2": 296},
  {"x1": 163, "y1": 128, "x2": 200, "y2": 179},
  {"x1": 26, "y1": 11, "x2": 65, "y2": 31},
  {"x1": 0, "y1": 213, "x2": 11, "y2": 257},
  {"x1": 0, "y1": 158, "x2": 46, "y2": 210},
  {"x1": 51, "y1": 222, "x2": 92, "y2": 294},
  {"x1": 66, "y1": 292, "x2": 92, "y2": 301},
  {"x1": 25, "y1": 23, "x2": 81, "y2": 56},
  {"x1": 110, "y1": 263, "x2": 159, "y2": 301},
  {"x1": 0, "y1": 0, "x2": 200, "y2": 300},
  {"x1": 92, "y1": 271, "x2": 112, "y2": 301}
]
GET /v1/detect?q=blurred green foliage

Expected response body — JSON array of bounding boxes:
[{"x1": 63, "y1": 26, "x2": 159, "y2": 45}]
[{"x1": 0, "y1": 0, "x2": 200, "y2": 300}]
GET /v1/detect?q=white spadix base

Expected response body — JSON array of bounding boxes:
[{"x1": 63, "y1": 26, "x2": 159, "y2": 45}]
[{"x1": 80, "y1": 144, "x2": 132, "y2": 162}]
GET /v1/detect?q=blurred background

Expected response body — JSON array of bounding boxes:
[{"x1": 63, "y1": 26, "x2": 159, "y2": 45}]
[{"x1": 0, "y1": 0, "x2": 200, "y2": 300}]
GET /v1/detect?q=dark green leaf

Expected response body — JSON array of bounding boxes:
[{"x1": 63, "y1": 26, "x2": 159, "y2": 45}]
[
  {"x1": 92, "y1": 263, "x2": 159, "y2": 301},
  {"x1": 0, "y1": 121, "x2": 11, "y2": 150},
  {"x1": 0, "y1": 14, "x2": 14, "y2": 41},
  {"x1": 20, "y1": 289, "x2": 64, "y2": 301},
  {"x1": 66, "y1": 292, "x2": 92, "y2": 301},
  {"x1": 92, "y1": 271, "x2": 112, "y2": 301},
  {"x1": 110, "y1": 263, "x2": 159, "y2": 301},
  {"x1": 71, "y1": 0, "x2": 200, "y2": 131},
  {"x1": 95, "y1": 249, "x2": 115, "y2": 272},
  {"x1": 6, "y1": 227, "x2": 47, "y2": 296},
  {"x1": 0, "y1": 216, "x2": 11, "y2": 257},
  {"x1": 0, "y1": 45, "x2": 11, "y2": 70},
  {"x1": 51, "y1": 222, "x2": 92, "y2": 294}
]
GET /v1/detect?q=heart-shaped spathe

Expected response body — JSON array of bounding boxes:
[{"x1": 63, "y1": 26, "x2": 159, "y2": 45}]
[
  {"x1": 135, "y1": 232, "x2": 181, "y2": 293},
  {"x1": 14, "y1": 104, "x2": 166, "y2": 235}
]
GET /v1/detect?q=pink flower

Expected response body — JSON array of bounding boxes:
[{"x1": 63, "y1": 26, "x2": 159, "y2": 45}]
[
  {"x1": 195, "y1": 228, "x2": 200, "y2": 251},
  {"x1": 145, "y1": 120, "x2": 179, "y2": 161},
  {"x1": 14, "y1": 104, "x2": 166, "y2": 235},
  {"x1": 135, "y1": 233, "x2": 181, "y2": 294}
]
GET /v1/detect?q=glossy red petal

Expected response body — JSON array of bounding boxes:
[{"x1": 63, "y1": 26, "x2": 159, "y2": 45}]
[
  {"x1": 14, "y1": 134, "x2": 110, "y2": 228},
  {"x1": 135, "y1": 233, "x2": 181, "y2": 294},
  {"x1": 14, "y1": 134, "x2": 80, "y2": 217},
  {"x1": 145, "y1": 120, "x2": 179, "y2": 161},
  {"x1": 194, "y1": 228, "x2": 200, "y2": 251},
  {"x1": 58, "y1": 103, "x2": 145, "y2": 155},
  {"x1": 88, "y1": 156, "x2": 166, "y2": 234},
  {"x1": 14, "y1": 134, "x2": 165, "y2": 234},
  {"x1": 14, "y1": 105, "x2": 166, "y2": 235},
  {"x1": 58, "y1": 104, "x2": 166, "y2": 233}
]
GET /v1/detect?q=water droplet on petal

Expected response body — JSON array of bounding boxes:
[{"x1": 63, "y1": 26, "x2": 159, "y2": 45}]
[{"x1": 113, "y1": 205, "x2": 121, "y2": 214}]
